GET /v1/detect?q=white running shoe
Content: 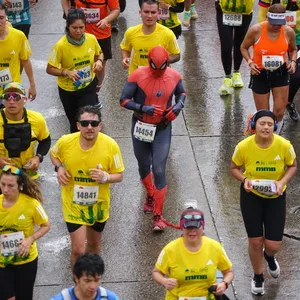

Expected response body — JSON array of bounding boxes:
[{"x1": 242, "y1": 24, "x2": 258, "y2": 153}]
[
  {"x1": 264, "y1": 250, "x2": 280, "y2": 278},
  {"x1": 251, "y1": 277, "x2": 265, "y2": 296}
]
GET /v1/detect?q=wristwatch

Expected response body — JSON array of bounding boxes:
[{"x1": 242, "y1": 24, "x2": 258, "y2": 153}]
[
  {"x1": 54, "y1": 163, "x2": 65, "y2": 172},
  {"x1": 36, "y1": 154, "x2": 43, "y2": 163}
]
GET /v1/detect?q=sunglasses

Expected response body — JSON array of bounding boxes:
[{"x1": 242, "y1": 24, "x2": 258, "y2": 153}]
[
  {"x1": 182, "y1": 214, "x2": 203, "y2": 221},
  {"x1": 79, "y1": 120, "x2": 101, "y2": 127},
  {"x1": 2, "y1": 93, "x2": 24, "y2": 102},
  {"x1": 2, "y1": 165, "x2": 22, "y2": 175}
]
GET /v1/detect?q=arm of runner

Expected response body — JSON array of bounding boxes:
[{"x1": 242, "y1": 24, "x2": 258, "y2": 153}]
[
  {"x1": 89, "y1": 168, "x2": 123, "y2": 184},
  {"x1": 0, "y1": 157, "x2": 14, "y2": 168},
  {"x1": 121, "y1": 50, "x2": 131, "y2": 69},
  {"x1": 230, "y1": 160, "x2": 252, "y2": 192},
  {"x1": 50, "y1": 156, "x2": 71, "y2": 186},
  {"x1": 96, "y1": 8, "x2": 120, "y2": 29},
  {"x1": 167, "y1": 53, "x2": 180, "y2": 64},
  {"x1": 274, "y1": 159, "x2": 297, "y2": 195},
  {"x1": 286, "y1": 27, "x2": 297, "y2": 74},
  {"x1": 93, "y1": 54, "x2": 104, "y2": 73},
  {"x1": 18, "y1": 222, "x2": 51, "y2": 257},
  {"x1": 22, "y1": 59, "x2": 36, "y2": 100},
  {"x1": 214, "y1": 268, "x2": 234, "y2": 296},
  {"x1": 240, "y1": 25, "x2": 261, "y2": 75},
  {"x1": 152, "y1": 267, "x2": 177, "y2": 290},
  {"x1": 46, "y1": 63, "x2": 81, "y2": 81},
  {"x1": 61, "y1": 0, "x2": 71, "y2": 16}
]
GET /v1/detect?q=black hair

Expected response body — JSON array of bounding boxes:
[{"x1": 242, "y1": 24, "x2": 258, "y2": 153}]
[
  {"x1": 140, "y1": 0, "x2": 158, "y2": 9},
  {"x1": 65, "y1": 8, "x2": 86, "y2": 35},
  {"x1": 0, "y1": 4, "x2": 7, "y2": 12},
  {"x1": 73, "y1": 253, "x2": 105, "y2": 279},
  {"x1": 77, "y1": 105, "x2": 102, "y2": 122}
]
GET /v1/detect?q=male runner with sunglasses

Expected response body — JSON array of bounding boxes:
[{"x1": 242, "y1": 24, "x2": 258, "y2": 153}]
[
  {"x1": 50, "y1": 105, "x2": 124, "y2": 266},
  {"x1": 0, "y1": 82, "x2": 50, "y2": 179}
]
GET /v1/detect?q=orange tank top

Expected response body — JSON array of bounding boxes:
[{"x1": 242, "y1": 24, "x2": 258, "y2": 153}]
[{"x1": 253, "y1": 21, "x2": 288, "y2": 71}]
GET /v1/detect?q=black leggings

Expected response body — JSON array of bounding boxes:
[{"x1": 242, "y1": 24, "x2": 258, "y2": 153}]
[
  {"x1": 131, "y1": 118, "x2": 171, "y2": 189},
  {"x1": 240, "y1": 185, "x2": 286, "y2": 241},
  {"x1": 288, "y1": 45, "x2": 300, "y2": 103},
  {"x1": 216, "y1": 6, "x2": 252, "y2": 75},
  {"x1": 0, "y1": 258, "x2": 38, "y2": 300},
  {"x1": 58, "y1": 78, "x2": 98, "y2": 133}
]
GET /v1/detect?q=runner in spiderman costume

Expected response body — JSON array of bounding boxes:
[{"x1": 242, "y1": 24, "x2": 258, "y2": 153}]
[{"x1": 120, "y1": 45, "x2": 186, "y2": 231}]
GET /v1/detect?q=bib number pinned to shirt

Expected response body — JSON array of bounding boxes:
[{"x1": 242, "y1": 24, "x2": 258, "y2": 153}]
[
  {"x1": 82, "y1": 8, "x2": 100, "y2": 23},
  {"x1": 0, "y1": 68, "x2": 13, "y2": 86},
  {"x1": 252, "y1": 179, "x2": 277, "y2": 197},
  {"x1": 0, "y1": 231, "x2": 24, "y2": 256},
  {"x1": 158, "y1": 7, "x2": 170, "y2": 20},
  {"x1": 78, "y1": 66, "x2": 92, "y2": 84},
  {"x1": 285, "y1": 11, "x2": 296, "y2": 28},
  {"x1": 134, "y1": 121, "x2": 157, "y2": 143},
  {"x1": 8, "y1": 0, "x2": 24, "y2": 12},
  {"x1": 73, "y1": 185, "x2": 99, "y2": 205},
  {"x1": 222, "y1": 13, "x2": 242, "y2": 26},
  {"x1": 262, "y1": 55, "x2": 284, "y2": 71}
]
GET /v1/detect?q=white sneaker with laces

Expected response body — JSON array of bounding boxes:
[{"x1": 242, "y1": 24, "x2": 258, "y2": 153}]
[{"x1": 251, "y1": 278, "x2": 264, "y2": 295}]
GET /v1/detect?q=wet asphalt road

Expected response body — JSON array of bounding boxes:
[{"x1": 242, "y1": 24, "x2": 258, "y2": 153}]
[{"x1": 19, "y1": 0, "x2": 300, "y2": 299}]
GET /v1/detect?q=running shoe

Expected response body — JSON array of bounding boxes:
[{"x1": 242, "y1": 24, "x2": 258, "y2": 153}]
[
  {"x1": 95, "y1": 94, "x2": 103, "y2": 110},
  {"x1": 251, "y1": 274, "x2": 264, "y2": 296},
  {"x1": 264, "y1": 250, "x2": 280, "y2": 278},
  {"x1": 182, "y1": 10, "x2": 191, "y2": 31},
  {"x1": 111, "y1": 20, "x2": 119, "y2": 32},
  {"x1": 143, "y1": 195, "x2": 154, "y2": 214},
  {"x1": 219, "y1": 77, "x2": 232, "y2": 95},
  {"x1": 232, "y1": 72, "x2": 244, "y2": 88},
  {"x1": 152, "y1": 215, "x2": 166, "y2": 231},
  {"x1": 244, "y1": 113, "x2": 255, "y2": 137},
  {"x1": 190, "y1": 4, "x2": 198, "y2": 20},
  {"x1": 286, "y1": 102, "x2": 299, "y2": 121}
]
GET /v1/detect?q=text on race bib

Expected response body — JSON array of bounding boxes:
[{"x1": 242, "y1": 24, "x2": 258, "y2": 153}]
[
  {"x1": 82, "y1": 8, "x2": 100, "y2": 23},
  {"x1": 73, "y1": 185, "x2": 99, "y2": 205},
  {"x1": 0, "y1": 231, "x2": 24, "y2": 256},
  {"x1": 222, "y1": 13, "x2": 242, "y2": 26},
  {"x1": 158, "y1": 7, "x2": 170, "y2": 20},
  {"x1": 78, "y1": 66, "x2": 92, "y2": 84},
  {"x1": 134, "y1": 121, "x2": 157, "y2": 143},
  {"x1": 0, "y1": 68, "x2": 13, "y2": 86},
  {"x1": 262, "y1": 55, "x2": 284, "y2": 71},
  {"x1": 285, "y1": 11, "x2": 296, "y2": 28},
  {"x1": 251, "y1": 179, "x2": 277, "y2": 197},
  {"x1": 8, "y1": 0, "x2": 24, "y2": 12}
]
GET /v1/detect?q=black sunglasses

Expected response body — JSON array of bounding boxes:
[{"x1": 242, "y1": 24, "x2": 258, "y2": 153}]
[{"x1": 79, "y1": 120, "x2": 101, "y2": 127}]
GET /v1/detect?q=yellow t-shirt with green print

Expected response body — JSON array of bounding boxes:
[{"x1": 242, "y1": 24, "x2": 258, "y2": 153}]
[
  {"x1": 50, "y1": 132, "x2": 124, "y2": 225},
  {"x1": 0, "y1": 194, "x2": 48, "y2": 267}
]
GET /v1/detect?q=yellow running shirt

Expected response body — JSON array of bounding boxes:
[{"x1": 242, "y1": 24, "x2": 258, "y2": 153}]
[
  {"x1": 120, "y1": 23, "x2": 180, "y2": 74},
  {"x1": 0, "y1": 109, "x2": 50, "y2": 179},
  {"x1": 48, "y1": 33, "x2": 101, "y2": 91},
  {"x1": 0, "y1": 26, "x2": 32, "y2": 95},
  {"x1": 232, "y1": 134, "x2": 296, "y2": 198},
  {"x1": 220, "y1": 0, "x2": 254, "y2": 14},
  {"x1": 50, "y1": 132, "x2": 125, "y2": 225},
  {"x1": 0, "y1": 193, "x2": 49, "y2": 267},
  {"x1": 157, "y1": 0, "x2": 184, "y2": 29},
  {"x1": 155, "y1": 236, "x2": 232, "y2": 300}
]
